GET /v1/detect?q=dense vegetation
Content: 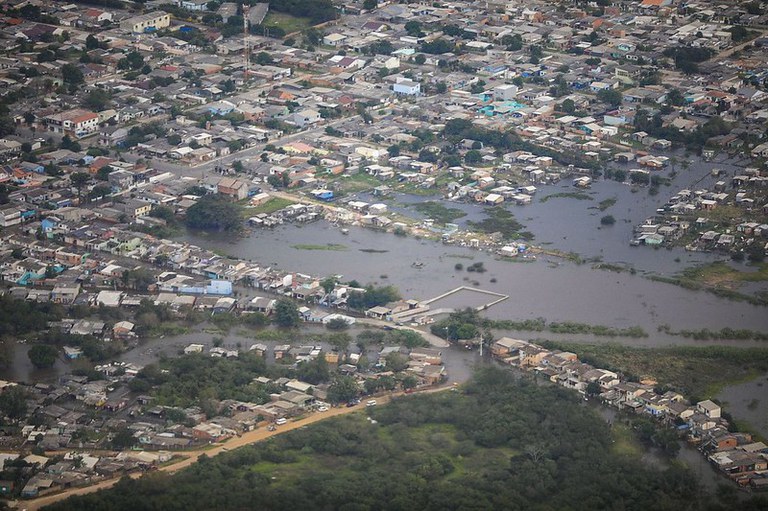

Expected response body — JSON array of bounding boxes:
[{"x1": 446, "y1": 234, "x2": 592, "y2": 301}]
[
  {"x1": 411, "y1": 201, "x2": 467, "y2": 224},
  {"x1": 430, "y1": 309, "x2": 647, "y2": 341},
  {"x1": 441, "y1": 118, "x2": 599, "y2": 170},
  {"x1": 466, "y1": 207, "x2": 534, "y2": 241},
  {"x1": 346, "y1": 284, "x2": 400, "y2": 310},
  {"x1": 263, "y1": 0, "x2": 338, "y2": 24},
  {"x1": 0, "y1": 295, "x2": 64, "y2": 337},
  {"x1": 128, "y1": 353, "x2": 290, "y2": 408},
  {"x1": 46, "y1": 367, "x2": 766, "y2": 511},
  {"x1": 185, "y1": 194, "x2": 243, "y2": 232}
]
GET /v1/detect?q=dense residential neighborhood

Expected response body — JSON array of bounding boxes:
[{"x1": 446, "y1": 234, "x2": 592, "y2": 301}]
[{"x1": 0, "y1": 0, "x2": 767, "y2": 506}]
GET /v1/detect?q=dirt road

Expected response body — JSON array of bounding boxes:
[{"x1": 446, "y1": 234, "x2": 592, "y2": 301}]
[{"x1": 21, "y1": 387, "x2": 450, "y2": 510}]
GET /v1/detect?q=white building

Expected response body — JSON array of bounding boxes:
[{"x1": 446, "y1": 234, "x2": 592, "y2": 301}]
[{"x1": 393, "y1": 78, "x2": 421, "y2": 96}]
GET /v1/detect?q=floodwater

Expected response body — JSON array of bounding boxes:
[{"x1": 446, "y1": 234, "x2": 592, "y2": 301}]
[
  {"x1": 594, "y1": 405, "x2": 727, "y2": 492},
  {"x1": 180, "y1": 221, "x2": 768, "y2": 335},
  {"x1": 0, "y1": 339, "x2": 68, "y2": 384},
  {"x1": 716, "y1": 373, "x2": 768, "y2": 439},
  {"x1": 180, "y1": 152, "x2": 768, "y2": 336}
]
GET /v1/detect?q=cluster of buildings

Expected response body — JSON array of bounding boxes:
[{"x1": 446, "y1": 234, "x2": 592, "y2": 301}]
[
  {"x1": 0, "y1": 329, "x2": 447, "y2": 498},
  {"x1": 631, "y1": 167, "x2": 768, "y2": 253},
  {"x1": 1, "y1": 0, "x2": 768, "y2": 499},
  {"x1": 490, "y1": 337, "x2": 768, "y2": 489},
  {"x1": 0, "y1": 0, "x2": 765, "y2": 259}
]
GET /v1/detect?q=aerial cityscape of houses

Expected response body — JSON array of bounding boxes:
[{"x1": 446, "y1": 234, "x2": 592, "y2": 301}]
[{"x1": 0, "y1": 0, "x2": 767, "y2": 504}]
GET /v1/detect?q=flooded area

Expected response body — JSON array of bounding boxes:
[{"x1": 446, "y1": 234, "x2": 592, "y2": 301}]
[
  {"x1": 593, "y1": 404, "x2": 728, "y2": 493},
  {"x1": 180, "y1": 221, "x2": 768, "y2": 335},
  {"x1": 716, "y1": 373, "x2": 768, "y2": 440},
  {"x1": 179, "y1": 152, "x2": 768, "y2": 338}
]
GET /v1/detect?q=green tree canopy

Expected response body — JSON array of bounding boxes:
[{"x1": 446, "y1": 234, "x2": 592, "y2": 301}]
[
  {"x1": 273, "y1": 298, "x2": 300, "y2": 328},
  {"x1": 28, "y1": 344, "x2": 58, "y2": 369},
  {"x1": 185, "y1": 194, "x2": 242, "y2": 232}
]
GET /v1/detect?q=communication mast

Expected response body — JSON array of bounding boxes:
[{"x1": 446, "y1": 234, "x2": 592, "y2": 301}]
[{"x1": 243, "y1": 3, "x2": 250, "y2": 78}]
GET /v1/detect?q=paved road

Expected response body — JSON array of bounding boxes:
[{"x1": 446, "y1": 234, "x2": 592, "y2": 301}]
[{"x1": 21, "y1": 386, "x2": 451, "y2": 510}]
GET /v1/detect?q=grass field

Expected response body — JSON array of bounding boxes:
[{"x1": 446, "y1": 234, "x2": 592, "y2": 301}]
[
  {"x1": 245, "y1": 197, "x2": 296, "y2": 215},
  {"x1": 679, "y1": 261, "x2": 768, "y2": 288},
  {"x1": 261, "y1": 12, "x2": 312, "y2": 35}
]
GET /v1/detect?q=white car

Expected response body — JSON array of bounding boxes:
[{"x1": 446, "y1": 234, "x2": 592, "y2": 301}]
[
  {"x1": 366, "y1": 399, "x2": 377, "y2": 407},
  {"x1": 317, "y1": 406, "x2": 329, "y2": 412}
]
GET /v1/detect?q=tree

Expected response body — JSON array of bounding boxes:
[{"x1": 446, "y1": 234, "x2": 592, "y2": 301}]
[
  {"x1": 402, "y1": 375, "x2": 418, "y2": 390},
  {"x1": 185, "y1": 194, "x2": 242, "y2": 232},
  {"x1": 70, "y1": 172, "x2": 91, "y2": 202},
  {"x1": 405, "y1": 21, "x2": 423, "y2": 38},
  {"x1": 666, "y1": 88, "x2": 685, "y2": 106},
  {"x1": 327, "y1": 375, "x2": 359, "y2": 404},
  {"x1": 596, "y1": 88, "x2": 623, "y2": 107},
  {"x1": 500, "y1": 34, "x2": 523, "y2": 51},
  {"x1": 85, "y1": 34, "x2": 99, "y2": 50},
  {"x1": 464, "y1": 150, "x2": 482, "y2": 164},
  {"x1": 118, "y1": 51, "x2": 144, "y2": 71},
  {"x1": 28, "y1": 344, "x2": 58, "y2": 369},
  {"x1": 60, "y1": 135, "x2": 81, "y2": 152},
  {"x1": 326, "y1": 318, "x2": 349, "y2": 331},
  {"x1": 421, "y1": 39, "x2": 454, "y2": 55},
  {"x1": 364, "y1": 378, "x2": 379, "y2": 395},
  {"x1": 320, "y1": 276, "x2": 337, "y2": 295},
  {"x1": 600, "y1": 215, "x2": 615, "y2": 226},
  {"x1": 414, "y1": 54, "x2": 426, "y2": 65},
  {"x1": 296, "y1": 356, "x2": 330, "y2": 384},
  {"x1": 586, "y1": 382, "x2": 601, "y2": 396},
  {"x1": 0, "y1": 385, "x2": 28, "y2": 423},
  {"x1": 273, "y1": 298, "x2": 300, "y2": 328},
  {"x1": 387, "y1": 144, "x2": 400, "y2": 157},
  {"x1": 560, "y1": 98, "x2": 575, "y2": 114},
  {"x1": 435, "y1": 81, "x2": 447, "y2": 94},
  {"x1": 385, "y1": 352, "x2": 408, "y2": 372},
  {"x1": 61, "y1": 64, "x2": 84, "y2": 90},
  {"x1": 255, "y1": 52, "x2": 273, "y2": 65},
  {"x1": 111, "y1": 427, "x2": 136, "y2": 449}
]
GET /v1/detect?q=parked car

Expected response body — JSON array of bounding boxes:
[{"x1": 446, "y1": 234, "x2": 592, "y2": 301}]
[{"x1": 366, "y1": 399, "x2": 377, "y2": 407}]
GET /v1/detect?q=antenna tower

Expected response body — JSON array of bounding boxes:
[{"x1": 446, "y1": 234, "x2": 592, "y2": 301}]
[{"x1": 243, "y1": 3, "x2": 250, "y2": 78}]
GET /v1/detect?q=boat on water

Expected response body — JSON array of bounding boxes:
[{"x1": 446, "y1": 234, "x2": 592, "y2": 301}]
[
  {"x1": 340, "y1": 228, "x2": 349, "y2": 235},
  {"x1": 411, "y1": 261, "x2": 425, "y2": 268}
]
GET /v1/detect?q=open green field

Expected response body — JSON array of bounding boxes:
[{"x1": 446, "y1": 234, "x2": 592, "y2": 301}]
[
  {"x1": 246, "y1": 197, "x2": 296, "y2": 215},
  {"x1": 262, "y1": 12, "x2": 312, "y2": 35},
  {"x1": 679, "y1": 261, "x2": 768, "y2": 288},
  {"x1": 328, "y1": 171, "x2": 381, "y2": 194}
]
